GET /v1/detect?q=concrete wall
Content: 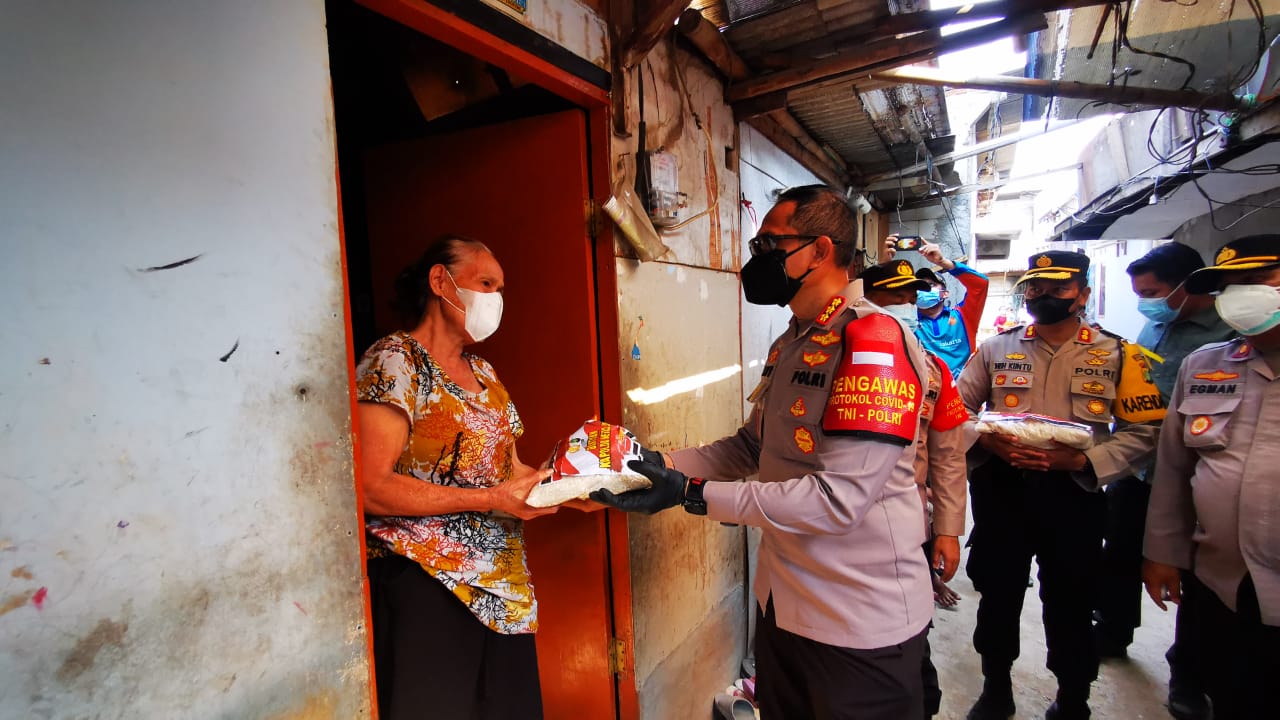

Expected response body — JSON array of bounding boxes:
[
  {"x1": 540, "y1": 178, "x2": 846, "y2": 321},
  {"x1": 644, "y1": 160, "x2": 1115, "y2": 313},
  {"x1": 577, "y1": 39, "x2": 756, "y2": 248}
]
[
  {"x1": 1085, "y1": 240, "x2": 1163, "y2": 342},
  {"x1": 610, "y1": 38, "x2": 819, "y2": 720},
  {"x1": 889, "y1": 198, "x2": 977, "y2": 304},
  {"x1": 0, "y1": 3, "x2": 370, "y2": 718},
  {"x1": 1174, "y1": 185, "x2": 1280, "y2": 255}
]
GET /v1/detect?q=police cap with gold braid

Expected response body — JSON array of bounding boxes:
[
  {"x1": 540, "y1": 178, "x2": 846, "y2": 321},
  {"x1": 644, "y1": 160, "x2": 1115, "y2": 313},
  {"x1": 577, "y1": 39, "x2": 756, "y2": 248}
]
[
  {"x1": 1185, "y1": 234, "x2": 1280, "y2": 294},
  {"x1": 1016, "y1": 250, "x2": 1090, "y2": 284},
  {"x1": 861, "y1": 259, "x2": 932, "y2": 291}
]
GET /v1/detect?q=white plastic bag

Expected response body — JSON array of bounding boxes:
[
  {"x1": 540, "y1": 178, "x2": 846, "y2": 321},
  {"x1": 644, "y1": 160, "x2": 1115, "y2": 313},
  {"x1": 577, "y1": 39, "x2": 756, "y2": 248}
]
[
  {"x1": 525, "y1": 419, "x2": 652, "y2": 507},
  {"x1": 974, "y1": 411, "x2": 1094, "y2": 450}
]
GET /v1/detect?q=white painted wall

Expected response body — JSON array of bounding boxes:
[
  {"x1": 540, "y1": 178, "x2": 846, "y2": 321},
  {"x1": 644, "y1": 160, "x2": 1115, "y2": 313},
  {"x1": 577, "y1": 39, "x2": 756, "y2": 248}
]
[
  {"x1": 0, "y1": 3, "x2": 370, "y2": 718},
  {"x1": 1085, "y1": 240, "x2": 1162, "y2": 341},
  {"x1": 737, "y1": 123, "x2": 822, "y2": 421}
]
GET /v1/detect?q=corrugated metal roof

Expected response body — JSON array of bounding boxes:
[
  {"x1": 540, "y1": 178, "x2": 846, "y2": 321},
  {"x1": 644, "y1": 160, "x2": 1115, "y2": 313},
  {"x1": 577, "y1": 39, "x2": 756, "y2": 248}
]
[
  {"x1": 725, "y1": 0, "x2": 901, "y2": 68},
  {"x1": 789, "y1": 81, "x2": 891, "y2": 176},
  {"x1": 722, "y1": 0, "x2": 949, "y2": 189}
]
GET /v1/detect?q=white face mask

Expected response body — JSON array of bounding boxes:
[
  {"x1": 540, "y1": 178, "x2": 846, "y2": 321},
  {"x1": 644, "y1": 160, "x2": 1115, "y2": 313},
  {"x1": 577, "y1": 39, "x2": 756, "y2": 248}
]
[
  {"x1": 444, "y1": 269, "x2": 503, "y2": 342},
  {"x1": 882, "y1": 303, "x2": 919, "y2": 331},
  {"x1": 1215, "y1": 283, "x2": 1280, "y2": 336}
]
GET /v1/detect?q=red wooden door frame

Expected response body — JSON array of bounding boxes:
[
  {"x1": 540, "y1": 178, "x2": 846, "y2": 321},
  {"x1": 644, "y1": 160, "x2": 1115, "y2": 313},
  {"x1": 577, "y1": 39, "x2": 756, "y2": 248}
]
[{"x1": 340, "y1": 3, "x2": 635, "y2": 719}]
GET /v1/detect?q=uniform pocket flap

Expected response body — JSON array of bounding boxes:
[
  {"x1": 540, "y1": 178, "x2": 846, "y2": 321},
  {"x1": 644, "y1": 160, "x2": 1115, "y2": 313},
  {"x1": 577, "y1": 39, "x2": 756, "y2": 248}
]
[
  {"x1": 1070, "y1": 376, "x2": 1116, "y2": 399},
  {"x1": 1176, "y1": 394, "x2": 1242, "y2": 416}
]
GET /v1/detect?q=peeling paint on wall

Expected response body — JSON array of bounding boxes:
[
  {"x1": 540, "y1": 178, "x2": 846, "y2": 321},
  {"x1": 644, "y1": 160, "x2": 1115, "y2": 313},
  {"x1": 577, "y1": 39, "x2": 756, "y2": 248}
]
[
  {"x1": 480, "y1": 0, "x2": 608, "y2": 68},
  {"x1": 0, "y1": 2, "x2": 370, "y2": 718}
]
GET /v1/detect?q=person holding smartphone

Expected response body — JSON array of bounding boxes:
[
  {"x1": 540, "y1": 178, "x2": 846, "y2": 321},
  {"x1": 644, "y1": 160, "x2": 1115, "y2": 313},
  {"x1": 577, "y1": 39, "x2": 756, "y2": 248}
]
[{"x1": 885, "y1": 236, "x2": 990, "y2": 377}]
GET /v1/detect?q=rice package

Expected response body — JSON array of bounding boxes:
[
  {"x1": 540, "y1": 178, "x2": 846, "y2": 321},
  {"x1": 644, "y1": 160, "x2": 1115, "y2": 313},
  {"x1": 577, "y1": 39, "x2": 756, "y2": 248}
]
[
  {"x1": 525, "y1": 420, "x2": 651, "y2": 507},
  {"x1": 974, "y1": 411, "x2": 1094, "y2": 450}
]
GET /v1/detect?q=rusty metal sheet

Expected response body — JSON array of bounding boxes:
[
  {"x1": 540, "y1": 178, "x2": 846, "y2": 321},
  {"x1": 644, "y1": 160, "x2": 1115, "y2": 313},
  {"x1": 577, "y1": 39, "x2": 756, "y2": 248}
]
[{"x1": 615, "y1": 259, "x2": 749, "y2": 720}]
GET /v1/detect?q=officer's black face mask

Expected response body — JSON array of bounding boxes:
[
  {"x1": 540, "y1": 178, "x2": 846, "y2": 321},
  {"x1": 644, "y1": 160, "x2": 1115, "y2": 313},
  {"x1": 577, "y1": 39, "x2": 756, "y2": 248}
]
[
  {"x1": 741, "y1": 239, "x2": 818, "y2": 307},
  {"x1": 1026, "y1": 295, "x2": 1079, "y2": 325}
]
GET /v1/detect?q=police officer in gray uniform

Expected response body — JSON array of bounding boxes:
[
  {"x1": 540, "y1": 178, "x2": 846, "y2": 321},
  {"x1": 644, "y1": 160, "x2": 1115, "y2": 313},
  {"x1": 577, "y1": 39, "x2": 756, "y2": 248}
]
[
  {"x1": 592, "y1": 186, "x2": 935, "y2": 720},
  {"x1": 1143, "y1": 234, "x2": 1280, "y2": 720},
  {"x1": 957, "y1": 250, "x2": 1162, "y2": 720},
  {"x1": 862, "y1": 259, "x2": 972, "y2": 719}
]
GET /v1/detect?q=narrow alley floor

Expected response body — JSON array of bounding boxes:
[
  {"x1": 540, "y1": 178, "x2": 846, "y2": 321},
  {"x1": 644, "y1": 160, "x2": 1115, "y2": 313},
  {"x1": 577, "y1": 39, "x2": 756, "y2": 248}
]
[{"x1": 930, "y1": 545, "x2": 1178, "y2": 720}]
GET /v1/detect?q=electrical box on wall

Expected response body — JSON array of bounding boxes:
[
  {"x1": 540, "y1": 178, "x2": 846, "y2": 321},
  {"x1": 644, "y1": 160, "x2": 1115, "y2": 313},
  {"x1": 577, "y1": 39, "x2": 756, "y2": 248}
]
[{"x1": 646, "y1": 149, "x2": 687, "y2": 227}]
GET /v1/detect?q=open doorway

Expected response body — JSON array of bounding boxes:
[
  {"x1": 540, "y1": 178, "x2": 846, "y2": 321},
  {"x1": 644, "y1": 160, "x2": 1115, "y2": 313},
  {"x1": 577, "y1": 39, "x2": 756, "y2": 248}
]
[{"x1": 327, "y1": 3, "x2": 627, "y2": 717}]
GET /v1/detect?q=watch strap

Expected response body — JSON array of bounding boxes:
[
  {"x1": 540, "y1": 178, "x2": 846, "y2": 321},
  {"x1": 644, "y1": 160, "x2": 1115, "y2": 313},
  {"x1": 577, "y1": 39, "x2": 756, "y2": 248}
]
[{"x1": 682, "y1": 476, "x2": 708, "y2": 515}]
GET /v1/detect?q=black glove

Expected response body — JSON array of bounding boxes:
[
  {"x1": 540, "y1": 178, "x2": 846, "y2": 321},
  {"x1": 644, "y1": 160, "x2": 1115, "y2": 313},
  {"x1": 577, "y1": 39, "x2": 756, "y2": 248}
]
[
  {"x1": 639, "y1": 445, "x2": 665, "y2": 468},
  {"x1": 590, "y1": 459, "x2": 685, "y2": 514}
]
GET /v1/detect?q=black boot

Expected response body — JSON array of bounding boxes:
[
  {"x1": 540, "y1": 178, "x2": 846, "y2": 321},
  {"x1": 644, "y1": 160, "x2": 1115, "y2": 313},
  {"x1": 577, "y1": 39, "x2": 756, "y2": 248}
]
[
  {"x1": 1166, "y1": 684, "x2": 1210, "y2": 720},
  {"x1": 1044, "y1": 684, "x2": 1091, "y2": 720},
  {"x1": 966, "y1": 660, "x2": 1014, "y2": 720}
]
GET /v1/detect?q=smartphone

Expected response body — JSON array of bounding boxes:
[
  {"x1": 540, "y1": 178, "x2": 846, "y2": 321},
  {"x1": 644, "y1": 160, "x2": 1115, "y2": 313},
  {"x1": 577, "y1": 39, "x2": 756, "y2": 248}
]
[{"x1": 894, "y1": 235, "x2": 923, "y2": 251}]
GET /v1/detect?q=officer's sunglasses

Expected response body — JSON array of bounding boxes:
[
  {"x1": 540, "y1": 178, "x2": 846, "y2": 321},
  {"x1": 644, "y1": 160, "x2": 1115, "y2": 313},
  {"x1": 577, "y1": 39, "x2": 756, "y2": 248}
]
[{"x1": 748, "y1": 233, "x2": 821, "y2": 257}]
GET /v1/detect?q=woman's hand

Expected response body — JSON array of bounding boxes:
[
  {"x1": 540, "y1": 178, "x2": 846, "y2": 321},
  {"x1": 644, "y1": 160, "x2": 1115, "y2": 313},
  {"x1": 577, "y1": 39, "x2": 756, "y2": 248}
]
[{"x1": 488, "y1": 465, "x2": 560, "y2": 520}]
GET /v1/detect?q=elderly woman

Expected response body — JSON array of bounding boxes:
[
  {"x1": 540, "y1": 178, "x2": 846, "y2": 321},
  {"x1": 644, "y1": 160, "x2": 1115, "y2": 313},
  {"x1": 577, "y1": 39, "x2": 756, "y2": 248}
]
[{"x1": 357, "y1": 235, "x2": 557, "y2": 720}]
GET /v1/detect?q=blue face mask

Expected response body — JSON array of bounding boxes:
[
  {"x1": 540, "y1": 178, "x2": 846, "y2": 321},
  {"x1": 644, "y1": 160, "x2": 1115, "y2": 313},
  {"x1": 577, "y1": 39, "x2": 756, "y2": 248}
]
[
  {"x1": 1137, "y1": 295, "x2": 1183, "y2": 323},
  {"x1": 882, "y1": 303, "x2": 919, "y2": 331},
  {"x1": 916, "y1": 290, "x2": 942, "y2": 309}
]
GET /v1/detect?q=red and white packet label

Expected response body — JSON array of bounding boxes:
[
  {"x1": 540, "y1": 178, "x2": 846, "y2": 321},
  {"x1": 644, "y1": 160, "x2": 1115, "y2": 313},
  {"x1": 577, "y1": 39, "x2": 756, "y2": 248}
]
[{"x1": 527, "y1": 419, "x2": 651, "y2": 507}]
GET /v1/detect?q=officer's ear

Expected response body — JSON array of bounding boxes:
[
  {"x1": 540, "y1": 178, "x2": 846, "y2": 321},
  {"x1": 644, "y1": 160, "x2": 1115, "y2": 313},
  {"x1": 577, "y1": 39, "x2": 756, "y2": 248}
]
[
  {"x1": 1076, "y1": 284, "x2": 1092, "y2": 307},
  {"x1": 811, "y1": 235, "x2": 835, "y2": 265}
]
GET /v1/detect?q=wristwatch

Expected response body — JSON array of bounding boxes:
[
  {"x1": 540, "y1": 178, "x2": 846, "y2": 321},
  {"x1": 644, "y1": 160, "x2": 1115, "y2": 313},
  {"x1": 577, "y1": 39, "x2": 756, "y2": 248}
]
[{"x1": 682, "y1": 477, "x2": 708, "y2": 515}]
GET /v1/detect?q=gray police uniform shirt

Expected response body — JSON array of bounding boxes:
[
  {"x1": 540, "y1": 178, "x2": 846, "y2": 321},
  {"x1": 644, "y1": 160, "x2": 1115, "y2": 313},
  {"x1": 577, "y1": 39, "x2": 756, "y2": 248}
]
[
  {"x1": 1136, "y1": 305, "x2": 1235, "y2": 401},
  {"x1": 956, "y1": 320, "x2": 1160, "y2": 489},
  {"x1": 670, "y1": 282, "x2": 933, "y2": 651},
  {"x1": 1145, "y1": 338, "x2": 1280, "y2": 625}
]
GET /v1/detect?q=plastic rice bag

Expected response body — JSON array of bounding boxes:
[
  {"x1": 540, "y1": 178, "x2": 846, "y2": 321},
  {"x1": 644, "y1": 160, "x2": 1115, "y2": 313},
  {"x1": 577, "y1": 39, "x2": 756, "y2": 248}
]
[
  {"x1": 974, "y1": 411, "x2": 1094, "y2": 450},
  {"x1": 525, "y1": 420, "x2": 652, "y2": 507}
]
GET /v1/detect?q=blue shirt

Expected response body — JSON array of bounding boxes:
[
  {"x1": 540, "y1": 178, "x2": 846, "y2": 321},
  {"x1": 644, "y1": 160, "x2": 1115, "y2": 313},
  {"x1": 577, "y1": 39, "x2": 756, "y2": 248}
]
[
  {"x1": 917, "y1": 307, "x2": 970, "y2": 377},
  {"x1": 916, "y1": 262, "x2": 988, "y2": 377}
]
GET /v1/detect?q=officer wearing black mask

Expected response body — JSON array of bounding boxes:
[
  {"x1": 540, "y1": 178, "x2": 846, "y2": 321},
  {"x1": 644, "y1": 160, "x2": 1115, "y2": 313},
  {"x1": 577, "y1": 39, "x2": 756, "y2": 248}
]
[
  {"x1": 594, "y1": 185, "x2": 938, "y2": 719},
  {"x1": 955, "y1": 250, "x2": 1163, "y2": 720}
]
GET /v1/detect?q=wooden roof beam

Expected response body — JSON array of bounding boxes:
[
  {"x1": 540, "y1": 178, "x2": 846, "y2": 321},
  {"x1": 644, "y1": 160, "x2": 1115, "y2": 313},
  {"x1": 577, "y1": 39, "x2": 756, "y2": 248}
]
[
  {"x1": 768, "y1": 108, "x2": 853, "y2": 175},
  {"x1": 676, "y1": 7, "x2": 750, "y2": 81},
  {"x1": 622, "y1": 0, "x2": 694, "y2": 69},
  {"x1": 872, "y1": 66, "x2": 1245, "y2": 113}
]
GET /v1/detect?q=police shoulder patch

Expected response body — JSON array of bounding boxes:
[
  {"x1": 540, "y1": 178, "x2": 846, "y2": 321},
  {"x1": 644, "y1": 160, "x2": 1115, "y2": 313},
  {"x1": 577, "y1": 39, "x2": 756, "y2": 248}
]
[
  {"x1": 816, "y1": 295, "x2": 847, "y2": 326},
  {"x1": 822, "y1": 313, "x2": 922, "y2": 445}
]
